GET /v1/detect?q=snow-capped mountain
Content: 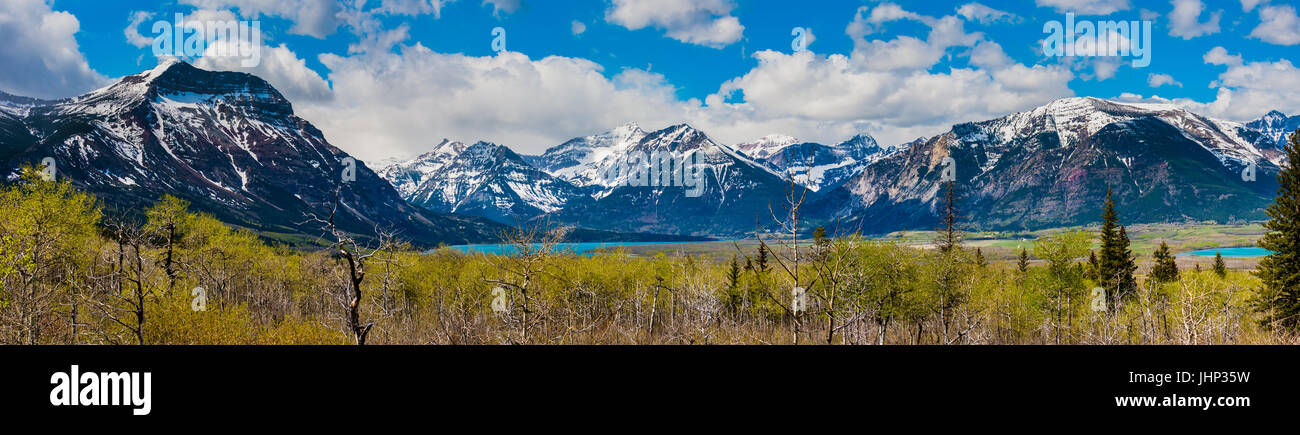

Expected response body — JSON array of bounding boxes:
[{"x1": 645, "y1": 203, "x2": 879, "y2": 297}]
[
  {"x1": 734, "y1": 134, "x2": 800, "y2": 161},
  {"x1": 525, "y1": 122, "x2": 648, "y2": 198},
  {"x1": 739, "y1": 133, "x2": 900, "y2": 191},
  {"x1": 547, "y1": 124, "x2": 805, "y2": 236},
  {"x1": 1246, "y1": 110, "x2": 1300, "y2": 147},
  {"x1": 379, "y1": 140, "x2": 588, "y2": 224},
  {"x1": 0, "y1": 59, "x2": 501, "y2": 246},
  {"x1": 816, "y1": 97, "x2": 1283, "y2": 232}
]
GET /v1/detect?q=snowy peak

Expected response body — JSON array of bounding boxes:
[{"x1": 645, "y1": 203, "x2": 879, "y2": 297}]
[
  {"x1": 735, "y1": 134, "x2": 800, "y2": 160},
  {"x1": 380, "y1": 139, "x2": 586, "y2": 223},
  {"x1": 1245, "y1": 110, "x2": 1300, "y2": 149}
]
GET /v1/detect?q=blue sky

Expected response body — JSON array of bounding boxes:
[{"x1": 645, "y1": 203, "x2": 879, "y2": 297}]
[{"x1": 3, "y1": 0, "x2": 1298, "y2": 161}]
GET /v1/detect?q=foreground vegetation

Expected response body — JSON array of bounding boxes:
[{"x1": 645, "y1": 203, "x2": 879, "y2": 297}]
[{"x1": 2, "y1": 165, "x2": 1295, "y2": 345}]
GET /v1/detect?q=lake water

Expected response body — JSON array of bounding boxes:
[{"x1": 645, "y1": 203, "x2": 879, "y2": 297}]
[
  {"x1": 443, "y1": 241, "x2": 698, "y2": 257},
  {"x1": 1176, "y1": 247, "x2": 1274, "y2": 258}
]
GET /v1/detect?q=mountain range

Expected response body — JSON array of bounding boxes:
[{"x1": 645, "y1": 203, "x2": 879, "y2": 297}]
[
  {"x1": 3, "y1": 61, "x2": 1297, "y2": 241},
  {"x1": 384, "y1": 98, "x2": 1297, "y2": 237}
]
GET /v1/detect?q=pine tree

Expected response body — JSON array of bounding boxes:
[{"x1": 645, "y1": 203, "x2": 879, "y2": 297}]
[
  {"x1": 975, "y1": 248, "x2": 987, "y2": 268},
  {"x1": 1017, "y1": 248, "x2": 1030, "y2": 273},
  {"x1": 756, "y1": 243, "x2": 770, "y2": 273},
  {"x1": 1098, "y1": 189, "x2": 1137, "y2": 308},
  {"x1": 727, "y1": 254, "x2": 741, "y2": 290},
  {"x1": 1213, "y1": 252, "x2": 1227, "y2": 278},
  {"x1": 1257, "y1": 131, "x2": 1300, "y2": 331},
  {"x1": 1150, "y1": 241, "x2": 1179, "y2": 283},
  {"x1": 1087, "y1": 251, "x2": 1100, "y2": 282}
]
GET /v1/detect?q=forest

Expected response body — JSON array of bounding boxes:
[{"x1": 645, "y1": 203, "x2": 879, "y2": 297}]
[{"x1": 3, "y1": 163, "x2": 1296, "y2": 346}]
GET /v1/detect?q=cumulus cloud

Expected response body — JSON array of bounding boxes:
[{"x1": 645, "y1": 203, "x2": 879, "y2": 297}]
[
  {"x1": 1168, "y1": 0, "x2": 1221, "y2": 39},
  {"x1": 179, "y1": 0, "x2": 344, "y2": 38},
  {"x1": 1035, "y1": 0, "x2": 1132, "y2": 15},
  {"x1": 1249, "y1": 5, "x2": 1300, "y2": 45},
  {"x1": 1125, "y1": 47, "x2": 1300, "y2": 121},
  {"x1": 571, "y1": 20, "x2": 586, "y2": 35},
  {"x1": 194, "y1": 41, "x2": 332, "y2": 103},
  {"x1": 296, "y1": 47, "x2": 695, "y2": 161},
  {"x1": 605, "y1": 0, "x2": 744, "y2": 48},
  {"x1": 0, "y1": 0, "x2": 107, "y2": 99},
  {"x1": 124, "y1": 11, "x2": 156, "y2": 48},
  {"x1": 956, "y1": 3, "x2": 1019, "y2": 24},
  {"x1": 1241, "y1": 0, "x2": 1266, "y2": 12},
  {"x1": 482, "y1": 0, "x2": 521, "y2": 16},
  {"x1": 1147, "y1": 73, "x2": 1182, "y2": 87},
  {"x1": 1203, "y1": 46, "x2": 1242, "y2": 66}
]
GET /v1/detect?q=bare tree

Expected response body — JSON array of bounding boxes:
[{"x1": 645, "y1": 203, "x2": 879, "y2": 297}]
[{"x1": 305, "y1": 189, "x2": 399, "y2": 345}]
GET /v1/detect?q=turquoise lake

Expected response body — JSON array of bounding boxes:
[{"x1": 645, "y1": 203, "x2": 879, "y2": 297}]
[
  {"x1": 1176, "y1": 247, "x2": 1274, "y2": 258},
  {"x1": 443, "y1": 241, "x2": 699, "y2": 256}
]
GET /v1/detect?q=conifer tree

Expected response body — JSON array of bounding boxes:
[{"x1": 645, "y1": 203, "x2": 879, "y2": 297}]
[
  {"x1": 1150, "y1": 241, "x2": 1179, "y2": 283},
  {"x1": 1098, "y1": 190, "x2": 1137, "y2": 308},
  {"x1": 756, "y1": 243, "x2": 770, "y2": 273},
  {"x1": 1017, "y1": 248, "x2": 1030, "y2": 273},
  {"x1": 975, "y1": 248, "x2": 987, "y2": 268},
  {"x1": 1257, "y1": 131, "x2": 1300, "y2": 331},
  {"x1": 1213, "y1": 252, "x2": 1227, "y2": 278},
  {"x1": 727, "y1": 255, "x2": 741, "y2": 290},
  {"x1": 1087, "y1": 251, "x2": 1099, "y2": 282}
]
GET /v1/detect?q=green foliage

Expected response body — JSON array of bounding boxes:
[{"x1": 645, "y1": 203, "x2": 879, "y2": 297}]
[
  {"x1": 1257, "y1": 131, "x2": 1300, "y2": 331},
  {"x1": 1150, "y1": 242, "x2": 1179, "y2": 283}
]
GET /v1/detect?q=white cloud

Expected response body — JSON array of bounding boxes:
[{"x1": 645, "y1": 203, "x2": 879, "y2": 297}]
[
  {"x1": 1203, "y1": 46, "x2": 1242, "y2": 66},
  {"x1": 375, "y1": 0, "x2": 450, "y2": 17},
  {"x1": 1168, "y1": 0, "x2": 1221, "y2": 39},
  {"x1": 1035, "y1": 0, "x2": 1132, "y2": 15},
  {"x1": 1241, "y1": 0, "x2": 1266, "y2": 12},
  {"x1": 297, "y1": 47, "x2": 695, "y2": 161},
  {"x1": 482, "y1": 0, "x2": 521, "y2": 16},
  {"x1": 194, "y1": 41, "x2": 332, "y2": 103},
  {"x1": 1126, "y1": 48, "x2": 1300, "y2": 121},
  {"x1": 571, "y1": 20, "x2": 586, "y2": 35},
  {"x1": 0, "y1": 0, "x2": 106, "y2": 99},
  {"x1": 605, "y1": 0, "x2": 744, "y2": 48},
  {"x1": 956, "y1": 3, "x2": 1019, "y2": 24},
  {"x1": 1147, "y1": 73, "x2": 1182, "y2": 87},
  {"x1": 124, "y1": 11, "x2": 156, "y2": 48},
  {"x1": 179, "y1": 0, "x2": 344, "y2": 38},
  {"x1": 1249, "y1": 5, "x2": 1300, "y2": 45}
]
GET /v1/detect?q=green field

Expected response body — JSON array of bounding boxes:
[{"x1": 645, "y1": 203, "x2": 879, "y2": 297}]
[{"x1": 595, "y1": 223, "x2": 1268, "y2": 271}]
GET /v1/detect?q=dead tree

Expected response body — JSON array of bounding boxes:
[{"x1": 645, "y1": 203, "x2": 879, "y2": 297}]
[{"x1": 305, "y1": 190, "x2": 397, "y2": 345}]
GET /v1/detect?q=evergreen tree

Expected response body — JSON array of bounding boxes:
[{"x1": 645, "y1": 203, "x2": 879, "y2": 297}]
[
  {"x1": 1087, "y1": 251, "x2": 1099, "y2": 282},
  {"x1": 1017, "y1": 248, "x2": 1030, "y2": 273},
  {"x1": 975, "y1": 248, "x2": 987, "y2": 268},
  {"x1": 1213, "y1": 252, "x2": 1227, "y2": 278},
  {"x1": 1150, "y1": 241, "x2": 1179, "y2": 283},
  {"x1": 1098, "y1": 189, "x2": 1137, "y2": 308},
  {"x1": 756, "y1": 243, "x2": 770, "y2": 273},
  {"x1": 1257, "y1": 131, "x2": 1300, "y2": 331},
  {"x1": 727, "y1": 255, "x2": 741, "y2": 290}
]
